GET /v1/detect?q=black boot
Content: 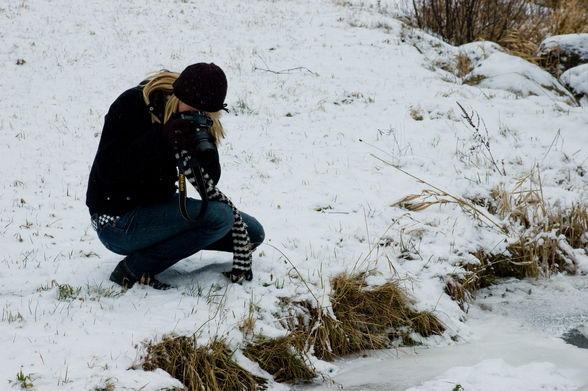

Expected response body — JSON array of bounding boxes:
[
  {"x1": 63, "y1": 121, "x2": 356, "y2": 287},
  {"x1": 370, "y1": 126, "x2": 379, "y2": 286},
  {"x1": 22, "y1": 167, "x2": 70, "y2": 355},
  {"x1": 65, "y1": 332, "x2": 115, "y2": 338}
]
[{"x1": 109, "y1": 260, "x2": 171, "y2": 290}]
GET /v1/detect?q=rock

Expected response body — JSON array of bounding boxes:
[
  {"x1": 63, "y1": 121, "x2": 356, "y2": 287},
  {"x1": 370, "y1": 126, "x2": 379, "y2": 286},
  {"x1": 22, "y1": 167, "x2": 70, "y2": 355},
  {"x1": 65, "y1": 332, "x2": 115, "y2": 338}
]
[
  {"x1": 560, "y1": 63, "x2": 588, "y2": 104},
  {"x1": 460, "y1": 42, "x2": 576, "y2": 104},
  {"x1": 537, "y1": 33, "x2": 588, "y2": 76}
]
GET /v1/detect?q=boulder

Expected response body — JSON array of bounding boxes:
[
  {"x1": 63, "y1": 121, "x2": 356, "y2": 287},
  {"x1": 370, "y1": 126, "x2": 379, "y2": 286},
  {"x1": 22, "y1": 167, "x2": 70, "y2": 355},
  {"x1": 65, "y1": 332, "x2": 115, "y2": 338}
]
[
  {"x1": 537, "y1": 33, "x2": 588, "y2": 76},
  {"x1": 460, "y1": 42, "x2": 576, "y2": 104},
  {"x1": 560, "y1": 63, "x2": 588, "y2": 104}
]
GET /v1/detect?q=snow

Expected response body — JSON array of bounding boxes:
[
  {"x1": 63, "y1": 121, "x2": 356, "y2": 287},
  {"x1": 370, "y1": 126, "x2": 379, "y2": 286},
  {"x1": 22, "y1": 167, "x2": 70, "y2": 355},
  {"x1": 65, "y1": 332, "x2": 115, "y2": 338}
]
[{"x1": 1, "y1": 0, "x2": 587, "y2": 390}]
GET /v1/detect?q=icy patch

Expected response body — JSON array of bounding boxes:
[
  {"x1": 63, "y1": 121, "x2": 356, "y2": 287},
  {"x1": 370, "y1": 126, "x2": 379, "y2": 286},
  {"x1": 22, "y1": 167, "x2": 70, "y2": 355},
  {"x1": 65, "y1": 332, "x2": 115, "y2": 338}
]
[{"x1": 406, "y1": 359, "x2": 581, "y2": 391}]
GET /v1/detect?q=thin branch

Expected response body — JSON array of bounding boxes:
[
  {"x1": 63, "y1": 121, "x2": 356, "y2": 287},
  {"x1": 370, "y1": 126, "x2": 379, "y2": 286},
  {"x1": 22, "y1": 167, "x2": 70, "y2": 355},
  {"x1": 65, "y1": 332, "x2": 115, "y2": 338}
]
[
  {"x1": 264, "y1": 243, "x2": 320, "y2": 305},
  {"x1": 457, "y1": 101, "x2": 506, "y2": 176},
  {"x1": 253, "y1": 66, "x2": 318, "y2": 76}
]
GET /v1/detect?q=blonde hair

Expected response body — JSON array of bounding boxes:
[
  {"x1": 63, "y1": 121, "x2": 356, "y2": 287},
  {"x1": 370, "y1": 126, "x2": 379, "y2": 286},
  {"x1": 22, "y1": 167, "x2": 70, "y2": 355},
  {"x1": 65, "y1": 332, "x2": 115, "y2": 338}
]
[{"x1": 141, "y1": 70, "x2": 225, "y2": 144}]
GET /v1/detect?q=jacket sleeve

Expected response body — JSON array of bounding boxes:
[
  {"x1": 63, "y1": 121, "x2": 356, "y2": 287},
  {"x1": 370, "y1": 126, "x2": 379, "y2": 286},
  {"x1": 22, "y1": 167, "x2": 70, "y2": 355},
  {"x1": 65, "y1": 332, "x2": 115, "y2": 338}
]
[
  {"x1": 94, "y1": 89, "x2": 176, "y2": 185},
  {"x1": 196, "y1": 147, "x2": 221, "y2": 185}
]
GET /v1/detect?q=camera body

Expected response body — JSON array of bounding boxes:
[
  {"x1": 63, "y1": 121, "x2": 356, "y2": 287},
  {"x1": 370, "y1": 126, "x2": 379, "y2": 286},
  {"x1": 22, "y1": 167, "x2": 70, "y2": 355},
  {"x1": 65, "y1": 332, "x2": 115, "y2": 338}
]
[{"x1": 178, "y1": 111, "x2": 216, "y2": 154}]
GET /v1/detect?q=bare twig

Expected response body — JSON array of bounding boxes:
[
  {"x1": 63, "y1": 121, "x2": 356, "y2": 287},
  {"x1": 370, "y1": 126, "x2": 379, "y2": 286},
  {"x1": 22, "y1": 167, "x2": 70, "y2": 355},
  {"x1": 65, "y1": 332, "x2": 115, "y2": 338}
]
[
  {"x1": 193, "y1": 283, "x2": 229, "y2": 337},
  {"x1": 541, "y1": 128, "x2": 561, "y2": 164},
  {"x1": 457, "y1": 102, "x2": 506, "y2": 176},
  {"x1": 253, "y1": 66, "x2": 318, "y2": 76},
  {"x1": 264, "y1": 243, "x2": 320, "y2": 305}
]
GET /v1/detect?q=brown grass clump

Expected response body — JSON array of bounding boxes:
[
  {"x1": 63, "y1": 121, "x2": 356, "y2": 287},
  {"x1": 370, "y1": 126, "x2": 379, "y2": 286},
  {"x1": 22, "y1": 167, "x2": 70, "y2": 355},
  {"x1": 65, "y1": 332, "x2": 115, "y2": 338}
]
[
  {"x1": 490, "y1": 170, "x2": 587, "y2": 276},
  {"x1": 392, "y1": 188, "x2": 505, "y2": 234},
  {"x1": 455, "y1": 52, "x2": 474, "y2": 78},
  {"x1": 275, "y1": 273, "x2": 445, "y2": 362},
  {"x1": 243, "y1": 335, "x2": 316, "y2": 384},
  {"x1": 444, "y1": 248, "x2": 541, "y2": 310},
  {"x1": 306, "y1": 310, "x2": 351, "y2": 360},
  {"x1": 445, "y1": 171, "x2": 586, "y2": 308},
  {"x1": 388, "y1": 160, "x2": 587, "y2": 309},
  {"x1": 142, "y1": 335, "x2": 267, "y2": 391},
  {"x1": 329, "y1": 272, "x2": 445, "y2": 350},
  {"x1": 444, "y1": 271, "x2": 480, "y2": 311},
  {"x1": 274, "y1": 298, "x2": 350, "y2": 361},
  {"x1": 547, "y1": 202, "x2": 588, "y2": 249}
]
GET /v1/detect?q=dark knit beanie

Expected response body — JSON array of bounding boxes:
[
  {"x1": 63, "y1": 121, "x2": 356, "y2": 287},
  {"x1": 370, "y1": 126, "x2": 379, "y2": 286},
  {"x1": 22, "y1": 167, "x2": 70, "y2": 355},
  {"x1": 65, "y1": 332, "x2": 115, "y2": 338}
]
[{"x1": 173, "y1": 63, "x2": 227, "y2": 112}]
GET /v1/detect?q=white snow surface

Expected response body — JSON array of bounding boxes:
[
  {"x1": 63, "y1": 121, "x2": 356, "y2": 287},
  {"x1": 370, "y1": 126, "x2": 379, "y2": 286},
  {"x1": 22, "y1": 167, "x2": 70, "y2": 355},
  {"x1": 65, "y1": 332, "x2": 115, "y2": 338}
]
[{"x1": 1, "y1": 0, "x2": 587, "y2": 390}]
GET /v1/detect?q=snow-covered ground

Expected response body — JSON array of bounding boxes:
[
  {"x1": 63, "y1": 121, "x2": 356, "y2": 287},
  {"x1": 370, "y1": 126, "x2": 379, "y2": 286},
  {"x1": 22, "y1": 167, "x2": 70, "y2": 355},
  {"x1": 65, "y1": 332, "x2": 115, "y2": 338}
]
[{"x1": 1, "y1": 0, "x2": 587, "y2": 390}]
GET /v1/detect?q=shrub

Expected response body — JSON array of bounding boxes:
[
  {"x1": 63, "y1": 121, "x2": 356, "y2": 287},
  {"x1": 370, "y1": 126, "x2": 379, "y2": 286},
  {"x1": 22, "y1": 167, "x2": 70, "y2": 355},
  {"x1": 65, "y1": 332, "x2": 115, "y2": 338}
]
[
  {"x1": 408, "y1": 0, "x2": 529, "y2": 45},
  {"x1": 407, "y1": 0, "x2": 588, "y2": 65}
]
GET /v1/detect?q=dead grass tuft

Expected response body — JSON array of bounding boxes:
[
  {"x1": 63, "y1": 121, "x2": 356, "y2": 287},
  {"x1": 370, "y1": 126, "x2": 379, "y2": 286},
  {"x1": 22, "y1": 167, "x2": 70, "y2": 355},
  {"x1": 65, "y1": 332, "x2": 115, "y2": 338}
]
[
  {"x1": 388, "y1": 160, "x2": 587, "y2": 309},
  {"x1": 275, "y1": 298, "x2": 351, "y2": 361},
  {"x1": 455, "y1": 52, "x2": 474, "y2": 78},
  {"x1": 142, "y1": 335, "x2": 268, "y2": 391},
  {"x1": 491, "y1": 169, "x2": 587, "y2": 275},
  {"x1": 444, "y1": 271, "x2": 480, "y2": 311},
  {"x1": 444, "y1": 249, "x2": 536, "y2": 310},
  {"x1": 392, "y1": 188, "x2": 505, "y2": 234},
  {"x1": 410, "y1": 107, "x2": 425, "y2": 121},
  {"x1": 243, "y1": 335, "x2": 316, "y2": 384},
  {"x1": 329, "y1": 272, "x2": 445, "y2": 350},
  {"x1": 275, "y1": 272, "x2": 445, "y2": 361}
]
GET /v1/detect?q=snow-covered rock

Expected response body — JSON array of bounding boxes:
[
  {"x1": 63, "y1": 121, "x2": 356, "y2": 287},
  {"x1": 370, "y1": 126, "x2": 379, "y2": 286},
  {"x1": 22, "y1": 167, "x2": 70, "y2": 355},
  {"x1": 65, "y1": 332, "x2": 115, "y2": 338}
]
[
  {"x1": 460, "y1": 42, "x2": 576, "y2": 104},
  {"x1": 561, "y1": 63, "x2": 588, "y2": 105},
  {"x1": 538, "y1": 33, "x2": 588, "y2": 75}
]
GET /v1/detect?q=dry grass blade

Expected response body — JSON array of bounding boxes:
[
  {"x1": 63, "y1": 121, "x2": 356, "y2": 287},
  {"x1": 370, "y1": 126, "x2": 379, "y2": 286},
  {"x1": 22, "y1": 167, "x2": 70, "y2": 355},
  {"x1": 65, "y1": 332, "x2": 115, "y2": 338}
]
[
  {"x1": 392, "y1": 190, "x2": 454, "y2": 211},
  {"x1": 378, "y1": 158, "x2": 506, "y2": 234}
]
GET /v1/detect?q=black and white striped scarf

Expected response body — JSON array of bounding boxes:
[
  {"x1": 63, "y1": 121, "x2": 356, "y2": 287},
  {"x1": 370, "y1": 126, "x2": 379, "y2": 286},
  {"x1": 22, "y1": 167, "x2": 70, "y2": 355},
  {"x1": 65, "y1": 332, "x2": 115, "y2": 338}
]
[{"x1": 176, "y1": 150, "x2": 253, "y2": 283}]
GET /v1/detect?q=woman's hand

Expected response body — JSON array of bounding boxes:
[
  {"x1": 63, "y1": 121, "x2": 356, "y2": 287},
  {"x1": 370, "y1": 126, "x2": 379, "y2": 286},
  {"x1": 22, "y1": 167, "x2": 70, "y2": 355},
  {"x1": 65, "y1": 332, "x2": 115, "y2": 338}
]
[
  {"x1": 161, "y1": 117, "x2": 196, "y2": 150},
  {"x1": 223, "y1": 270, "x2": 253, "y2": 284}
]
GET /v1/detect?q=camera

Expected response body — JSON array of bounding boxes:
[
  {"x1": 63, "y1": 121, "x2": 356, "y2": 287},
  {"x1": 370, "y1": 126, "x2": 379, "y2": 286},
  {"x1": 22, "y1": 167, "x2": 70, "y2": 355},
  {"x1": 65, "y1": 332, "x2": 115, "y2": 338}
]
[{"x1": 178, "y1": 111, "x2": 216, "y2": 154}]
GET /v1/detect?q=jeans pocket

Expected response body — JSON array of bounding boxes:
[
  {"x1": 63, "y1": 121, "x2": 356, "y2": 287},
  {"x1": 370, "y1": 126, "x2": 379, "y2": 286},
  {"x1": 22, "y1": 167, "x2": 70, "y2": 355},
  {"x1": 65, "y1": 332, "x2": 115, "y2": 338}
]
[{"x1": 112, "y1": 210, "x2": 136, "y2": 233}]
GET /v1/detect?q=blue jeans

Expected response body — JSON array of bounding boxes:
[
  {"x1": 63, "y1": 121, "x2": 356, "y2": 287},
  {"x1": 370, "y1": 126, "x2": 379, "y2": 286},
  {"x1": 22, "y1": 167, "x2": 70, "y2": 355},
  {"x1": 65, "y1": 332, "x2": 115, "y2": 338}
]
[{"x1": 95, "y1": 194, "x2": 264, "y2": 277}]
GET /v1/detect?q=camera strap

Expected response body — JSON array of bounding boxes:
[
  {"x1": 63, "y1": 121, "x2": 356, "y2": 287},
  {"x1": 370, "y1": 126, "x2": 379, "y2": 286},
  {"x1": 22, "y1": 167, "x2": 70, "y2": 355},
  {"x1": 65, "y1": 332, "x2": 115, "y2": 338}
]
[{"x1": 177, "y1": 152, "x2": 208, "y2": 221}]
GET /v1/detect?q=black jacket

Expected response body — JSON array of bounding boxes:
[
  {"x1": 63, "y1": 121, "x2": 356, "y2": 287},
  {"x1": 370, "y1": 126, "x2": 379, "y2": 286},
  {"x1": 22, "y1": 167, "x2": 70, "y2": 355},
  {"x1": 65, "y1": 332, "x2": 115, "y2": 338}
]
[{"x1": 86, "y1": 86, "x2": 220, "y2": 216}]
